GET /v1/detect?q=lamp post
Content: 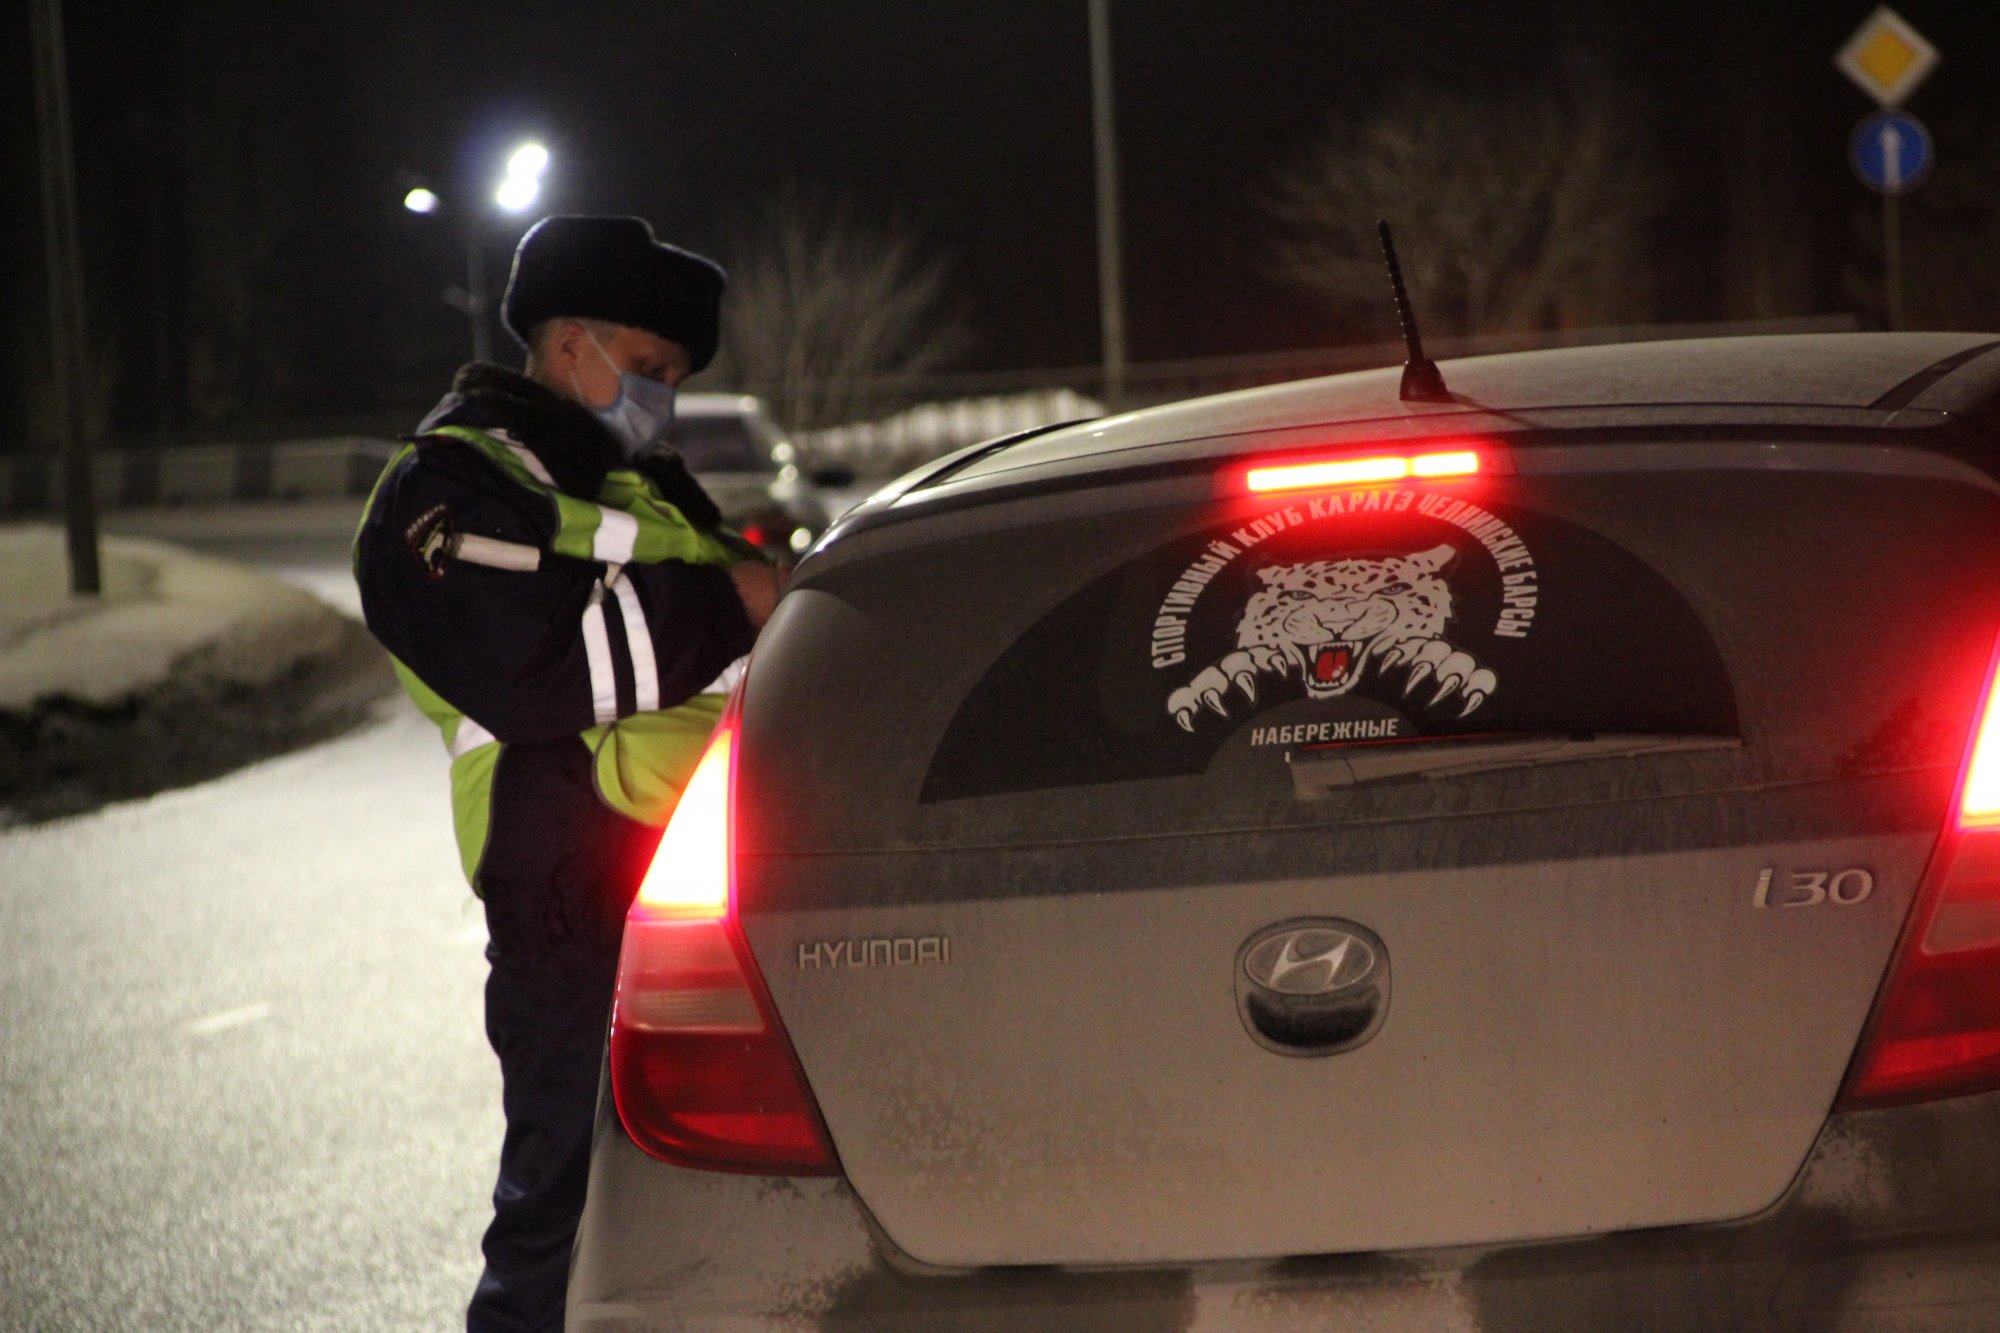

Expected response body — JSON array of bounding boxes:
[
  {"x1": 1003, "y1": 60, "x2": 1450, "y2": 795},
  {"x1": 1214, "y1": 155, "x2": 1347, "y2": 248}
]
[
  {"x1": 404, "y1": 142, "x2": 550, "y2": 363},
  {"x1": 30, "y1": 0, "x2": 99, "y2": 595},
  {"x1": 1087, "y1": 0, "x2": 1127, "y2": 413}
]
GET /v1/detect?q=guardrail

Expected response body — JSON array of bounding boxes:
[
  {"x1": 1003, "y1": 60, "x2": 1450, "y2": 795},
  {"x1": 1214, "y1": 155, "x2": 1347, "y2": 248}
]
[
  {"x1": 0, "y1": 317, "x2": 1864, "y2": 514},
  {"x1": 803, "y1": 387, "x2": 1105, "y2": 479},
  {"x1": 0, "y1": 437, "x2": 396, "y2": 515}
]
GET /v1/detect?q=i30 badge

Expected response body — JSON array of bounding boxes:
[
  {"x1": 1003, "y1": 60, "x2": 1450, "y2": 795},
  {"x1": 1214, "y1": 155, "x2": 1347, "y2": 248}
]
[{"x1": 1236, "y1": 919, "x2": 1390, "y2": 1056}]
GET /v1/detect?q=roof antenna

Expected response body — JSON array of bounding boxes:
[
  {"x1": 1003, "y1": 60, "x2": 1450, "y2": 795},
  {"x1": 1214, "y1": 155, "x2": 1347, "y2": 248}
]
[{"x1": 1378, "y1": 220, "x2": 1452, "y2": 403}]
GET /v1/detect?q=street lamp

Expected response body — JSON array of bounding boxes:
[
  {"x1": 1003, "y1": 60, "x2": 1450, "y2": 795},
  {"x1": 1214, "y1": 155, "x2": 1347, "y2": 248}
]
[
  {"x1": 494, "y1": 142, "x2": 547, "y2": 215},
  {"x1": 1088, "y1": 0, "x2": 1127, "y2": 412},
  {"x1": 403, "y1": 141, "x2": 551, "y2": 363},
  {"x1": 504, "y1": 143, "x2": 548, "y2": 188}
]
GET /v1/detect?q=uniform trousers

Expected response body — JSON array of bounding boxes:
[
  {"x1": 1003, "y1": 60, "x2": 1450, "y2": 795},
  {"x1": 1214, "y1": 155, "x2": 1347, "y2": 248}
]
[{"x1": 466, "y1": 740, "x2": 664, "y2": 1333}]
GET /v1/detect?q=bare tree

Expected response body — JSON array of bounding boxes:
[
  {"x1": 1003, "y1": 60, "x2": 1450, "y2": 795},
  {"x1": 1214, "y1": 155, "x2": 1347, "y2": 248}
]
[
  {"x1": 710, "y1": 189, "x2": 970, "y2": 433},
  {"x1": 1264, "y1": 82, "x2": 1661, "y2": 338}
]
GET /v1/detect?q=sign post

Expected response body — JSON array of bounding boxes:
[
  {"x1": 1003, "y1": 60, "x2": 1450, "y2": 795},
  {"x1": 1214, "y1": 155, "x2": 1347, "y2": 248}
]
[
  {"x1": 1851, "y1": 109, "x2": 1932, "y2": 331},
  {"x1": 1835, "y1": 7, "x2": 1939, "y2": 332}
]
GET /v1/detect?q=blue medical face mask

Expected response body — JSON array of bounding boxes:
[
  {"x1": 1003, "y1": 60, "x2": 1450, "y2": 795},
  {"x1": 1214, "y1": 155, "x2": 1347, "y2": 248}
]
[{"x1": 578, "y1": 332, "x2": 677, "y2": 459}]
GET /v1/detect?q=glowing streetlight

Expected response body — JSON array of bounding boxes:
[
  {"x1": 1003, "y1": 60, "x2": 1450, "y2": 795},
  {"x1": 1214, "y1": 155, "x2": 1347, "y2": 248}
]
[
  {"x1": 505, "y1": 142, "x2": 549, "y2": 180},
  {"x1": 494, "y1": 175, "x2": 539, "y2": 214},
  {"x1": 403, "y1": 187, "x2": 441, "y2": 215},
  {"x1": 496, "y1": 141, "x2": 548, "y2": 214}
]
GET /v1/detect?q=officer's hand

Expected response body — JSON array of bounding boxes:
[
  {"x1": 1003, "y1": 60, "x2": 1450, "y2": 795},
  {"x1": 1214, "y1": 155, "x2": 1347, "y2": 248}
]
[{"x1": 728, "y1": 561, "x2": 788, "y2": 628}]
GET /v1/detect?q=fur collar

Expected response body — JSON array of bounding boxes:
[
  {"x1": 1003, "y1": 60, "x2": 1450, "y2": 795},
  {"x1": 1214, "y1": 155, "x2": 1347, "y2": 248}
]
[
  {"x1": 413, "y1": 361, "x2": 726, "y2": 531},
  {"x1": 415, "y1": 362, "x2": 624, "y2": 498}
]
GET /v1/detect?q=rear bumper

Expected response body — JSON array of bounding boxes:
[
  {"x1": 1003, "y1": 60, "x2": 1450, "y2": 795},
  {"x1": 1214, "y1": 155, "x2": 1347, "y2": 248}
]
[{"x1": 568, "y1": 1088, "x2": 2000, "y2": 1331}]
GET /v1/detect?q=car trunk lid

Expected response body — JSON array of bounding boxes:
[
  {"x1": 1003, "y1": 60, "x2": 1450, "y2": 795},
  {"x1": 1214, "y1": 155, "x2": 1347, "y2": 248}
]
[{"x1": 738, "y1": 434, "x2": 2000, "y2": 1266}]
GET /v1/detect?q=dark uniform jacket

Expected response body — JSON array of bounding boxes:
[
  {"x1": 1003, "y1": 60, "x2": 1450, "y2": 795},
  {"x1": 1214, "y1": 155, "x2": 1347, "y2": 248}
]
[{"x1": 352, "y1": 363, "x2": 757, "y2": 889}]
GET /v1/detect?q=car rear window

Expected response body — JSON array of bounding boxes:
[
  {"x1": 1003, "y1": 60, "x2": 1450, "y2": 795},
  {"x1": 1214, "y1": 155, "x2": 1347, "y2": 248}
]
[{"x1": 922, "y1": 490, "x2": 1738, "y2": 801}]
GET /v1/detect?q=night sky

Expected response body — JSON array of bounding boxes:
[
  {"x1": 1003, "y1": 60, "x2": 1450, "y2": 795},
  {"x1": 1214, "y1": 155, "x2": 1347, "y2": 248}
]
[{"x1": 6, "y1": 1, "x2": 2000, "y2": 442}]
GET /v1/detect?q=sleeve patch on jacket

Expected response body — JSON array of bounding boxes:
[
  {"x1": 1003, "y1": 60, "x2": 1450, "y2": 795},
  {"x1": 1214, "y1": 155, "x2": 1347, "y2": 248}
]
[{"x1": 406, "y1": 503, "x2": 454, "y2": 579}]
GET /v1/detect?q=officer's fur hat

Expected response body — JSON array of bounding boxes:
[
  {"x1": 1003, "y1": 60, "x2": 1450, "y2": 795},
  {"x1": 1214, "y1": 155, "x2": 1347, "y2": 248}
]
[{"x1": 501, "y1": 215, "x2": 726, "y2": 372}]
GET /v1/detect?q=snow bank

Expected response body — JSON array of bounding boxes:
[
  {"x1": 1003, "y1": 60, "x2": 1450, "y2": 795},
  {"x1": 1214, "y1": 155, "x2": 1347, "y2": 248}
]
[{"x1": 0, "y1": 525, "x2": 350, "y2": 712}]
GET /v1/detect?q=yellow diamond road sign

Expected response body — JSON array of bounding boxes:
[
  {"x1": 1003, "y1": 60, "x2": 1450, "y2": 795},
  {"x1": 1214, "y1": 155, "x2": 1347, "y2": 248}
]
[{"x1": 1836, "y1": 6, "x2": 1939, "y2": 106}]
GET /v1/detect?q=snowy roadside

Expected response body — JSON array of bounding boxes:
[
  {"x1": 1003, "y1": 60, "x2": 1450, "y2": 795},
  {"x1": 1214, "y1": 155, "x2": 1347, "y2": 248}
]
[{"x1": 0, "y1": 524, "x2": 392, "y2": 825}]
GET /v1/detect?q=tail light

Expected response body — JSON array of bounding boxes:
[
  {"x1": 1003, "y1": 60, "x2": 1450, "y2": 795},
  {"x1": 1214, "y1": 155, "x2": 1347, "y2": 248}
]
[
  {"x1": 608, "y1": 693, "x2": 840, "y2": 1173},
  {"x1": 1840, "y1": 631, "x2": 2000, "y2": 1110}
]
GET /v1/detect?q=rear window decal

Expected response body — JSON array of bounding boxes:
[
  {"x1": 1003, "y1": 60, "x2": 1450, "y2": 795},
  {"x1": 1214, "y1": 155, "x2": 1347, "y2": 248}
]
[
  {"x1": 1166, "y1": 544, "x2": 1499, "y2": 730},
  {"x1": 1152, "y1": 492, "x2": 1535, "y2": 662},
  {"x1": 922, "y1": 490, "x2": 1734, "y2": 802},
  {"x1": 1158, "y1": 494, "x2": 1535, "y2": 733}
]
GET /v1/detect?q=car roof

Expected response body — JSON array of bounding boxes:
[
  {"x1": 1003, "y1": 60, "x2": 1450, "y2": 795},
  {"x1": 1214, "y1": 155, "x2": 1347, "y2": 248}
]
[{"x1": 942, "y1": 333, "x2": 2000, "y2": 488}]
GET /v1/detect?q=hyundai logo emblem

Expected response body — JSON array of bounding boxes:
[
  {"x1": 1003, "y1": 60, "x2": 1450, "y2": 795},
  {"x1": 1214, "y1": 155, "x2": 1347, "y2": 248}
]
[
  {"x1": 1243, "y1": 927, "x2": 1377, "y2": 995},
  {"x1": 1235, "y1": 918, "x2": 1389, "y2": 1056}
]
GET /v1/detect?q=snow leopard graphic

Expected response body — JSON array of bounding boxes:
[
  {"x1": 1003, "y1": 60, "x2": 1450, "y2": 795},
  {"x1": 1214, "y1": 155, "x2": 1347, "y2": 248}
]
[{"x1": 1167, "y1": 543, "x2": 1498, "y2": 732}]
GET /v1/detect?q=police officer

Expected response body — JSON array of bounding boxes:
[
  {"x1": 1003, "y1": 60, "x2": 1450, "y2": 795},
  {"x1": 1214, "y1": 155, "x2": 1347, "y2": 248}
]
[{"x1": 353, "y1": 215, "x2": 783, "y2": 1332}]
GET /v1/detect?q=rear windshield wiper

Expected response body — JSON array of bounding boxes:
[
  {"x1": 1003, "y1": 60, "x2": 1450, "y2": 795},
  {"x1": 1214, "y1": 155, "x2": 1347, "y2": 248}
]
[{"x1": 1289, "y1": 733, "x2": 1741, "y2": 798}]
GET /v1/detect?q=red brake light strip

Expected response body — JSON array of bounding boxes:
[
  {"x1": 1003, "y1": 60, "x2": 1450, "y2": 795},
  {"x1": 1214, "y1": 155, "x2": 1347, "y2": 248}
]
[{"x1": 1244, "y1": 449, "x2": 1480, "y2": 494}]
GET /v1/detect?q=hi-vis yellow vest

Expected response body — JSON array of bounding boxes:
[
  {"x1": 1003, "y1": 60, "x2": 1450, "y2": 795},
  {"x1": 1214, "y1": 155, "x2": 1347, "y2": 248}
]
[{"x1": 361, "y1": 424, "x2": 743, "y2": 887}]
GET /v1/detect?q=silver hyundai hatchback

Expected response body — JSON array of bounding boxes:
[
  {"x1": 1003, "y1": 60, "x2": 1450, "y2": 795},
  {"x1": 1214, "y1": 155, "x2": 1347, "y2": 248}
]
[{"x1": 569, "y1": 333, "x2": 2000, "y2": 1331}]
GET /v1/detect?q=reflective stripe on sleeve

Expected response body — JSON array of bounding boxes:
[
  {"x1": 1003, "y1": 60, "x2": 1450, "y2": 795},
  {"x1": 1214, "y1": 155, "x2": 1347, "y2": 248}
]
[
  {"x1": 592, "y1": 507, "x2": 640, "y2": 564},
  {"x1": 451, "y1": 533, "x2": 541, "y2": 572},
  {"x1": 448, "y1": 717, "x2": 498, "y2": 759},
  {"x1": 581, "y1": 585, "x2": 620, "y2": 724},
  {"x1": 609, "y1": 575, "x2": 661, "y2": 713},
  {"x1": 484, "y1": 431, "x2": 557, "y2": 487},
  {"x1": 700, "y1": 654, "x2": 748, "y2": 696}
]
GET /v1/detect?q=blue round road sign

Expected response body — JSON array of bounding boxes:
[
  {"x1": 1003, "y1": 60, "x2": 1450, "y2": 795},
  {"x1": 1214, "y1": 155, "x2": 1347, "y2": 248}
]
[{"x1": 1852, "y1": 109, "x2": 1933, "y2": 195}]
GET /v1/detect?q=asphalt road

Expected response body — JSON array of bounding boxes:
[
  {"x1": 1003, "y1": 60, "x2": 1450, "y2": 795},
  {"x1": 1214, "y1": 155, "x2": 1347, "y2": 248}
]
[{"x1": 2, "y1": 500, "x2": 495, "y2": 1330}]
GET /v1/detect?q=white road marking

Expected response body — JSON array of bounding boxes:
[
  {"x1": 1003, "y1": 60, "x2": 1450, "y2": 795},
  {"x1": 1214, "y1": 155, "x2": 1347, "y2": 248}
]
[{"x1": 184, "y1": 1002, "x2": 272, "y2": 1036}]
